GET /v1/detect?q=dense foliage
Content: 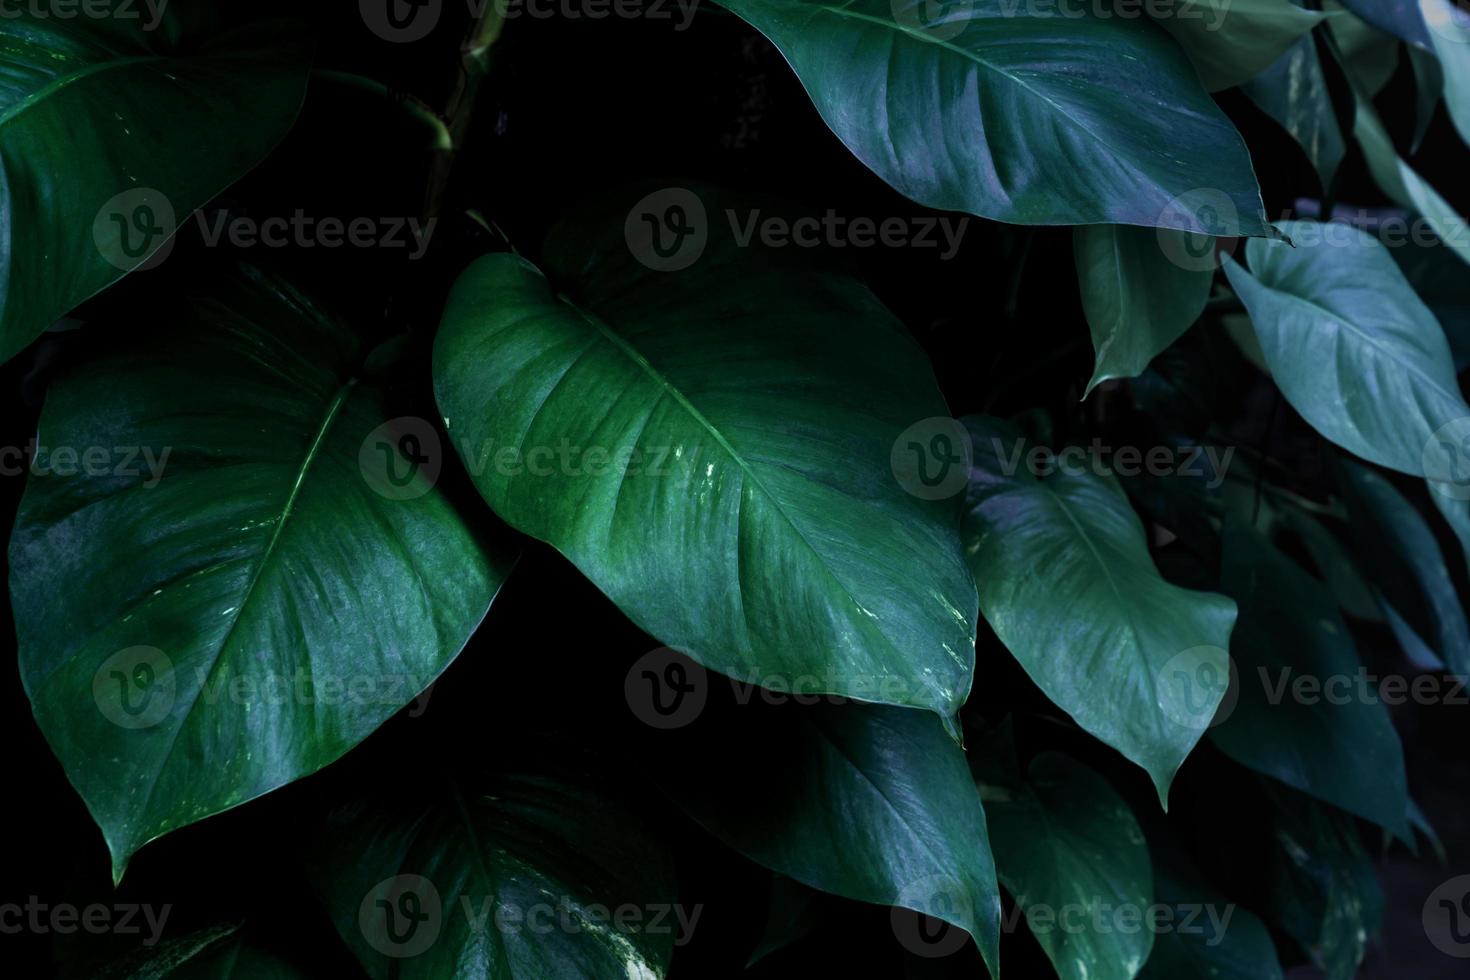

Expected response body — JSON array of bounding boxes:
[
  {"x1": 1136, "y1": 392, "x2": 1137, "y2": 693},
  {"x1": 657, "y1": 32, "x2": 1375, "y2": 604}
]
[{"x1": 3, "y1": 0, "x2": 1470, "y2": 977}]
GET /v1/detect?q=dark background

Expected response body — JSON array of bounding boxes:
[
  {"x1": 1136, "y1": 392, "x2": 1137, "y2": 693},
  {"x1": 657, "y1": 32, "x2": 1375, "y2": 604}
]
[{"x1": 2, "y1": 1, "x2": 1468, "y2": 976}]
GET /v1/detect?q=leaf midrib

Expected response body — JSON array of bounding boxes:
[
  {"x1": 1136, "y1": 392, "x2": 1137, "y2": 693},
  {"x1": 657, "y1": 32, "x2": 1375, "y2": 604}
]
[
  {"x1": 131, "y1": 379, "x2": 359, "y2": 841},
  {"x1": 0, "y1": 54, "x2": 171, "y2": 130}
]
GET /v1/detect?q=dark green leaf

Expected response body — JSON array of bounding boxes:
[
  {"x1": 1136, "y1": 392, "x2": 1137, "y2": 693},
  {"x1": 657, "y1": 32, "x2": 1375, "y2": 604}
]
[
  {"x1": 1242, "y1": 34, "x2": 1346, "y2": 192},
  {"x1": 311, "y1": 766, "x2": 677, "y2": 979},
  {"x1": 11, "y1": 265, "x2": 513, "y2": 881},
  {"x1": 708, "y1": 0, "x2": 1271, "y2": 233},
  {"x1": 961, "y1": 415, "x2": 1238, "y2": 803},
  {"x1": 1154, "y1": 0, "x2": 1325, "y2": 92},
  {"x1": 434, "y1": 207, "x2": 977, "y2": 720},
  {"x1": 0, "y1": 14, "x2": 311, "y2": 363}
]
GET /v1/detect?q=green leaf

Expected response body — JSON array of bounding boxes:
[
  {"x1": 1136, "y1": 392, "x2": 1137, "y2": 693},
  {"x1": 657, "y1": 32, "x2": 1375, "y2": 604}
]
[
  {"x1": 1350, "y1": 85, "x2": 1470, "y2": 268},
  {"x1": 434, "y1": 207, "x2": 977, "y2": 720},
  {"x1": 1336, "y1": 0, "x2": 1431, "y2": 49},
  {"x1": 982, "y1": 752, "x2": 1154, "y2": 980},
  {"x1": 1073, "y1": 225, "x2": 1213, "y2": 397},
  {"x1": 0, "y1": 14, "x2": 311, "y2": 364},
  {"x1": 1263, "y1": 789, "x2": 1382, "y2": 980},
  {"x1": 1154, "y1": 0, "x2": 1327, "y2": 92},
  {"x1": 1137, "y1": 833, "x2": 1281, "y2": 980},
  {"x1": 10, "y1": 265, "x2": 513, "y2": 882},
  {"x1": 1421, "y1": 0, "x2": 1470, "y2": 148},
  {"x1": 1330, "y1": 7, "x2": 1402, "y2": 94},
  {"x1": 707, "y1": 0, "x2": 1271, "y2": 233},
  {"x1": 1274, "y1": 506, "x2": 1383, "y2": 623},
  {"x1": 1338, "y1": 459, "x2": 1470, "y2": 672},
  {"x1": 1242, "y1": 34, "x2": 1346, "y2": 192},
  {"x1": 1223, "y1": 219, "x2": 1470, "y2": 481},
  {"x1": 97, "y1": 923, "x2": 310, "y2": 979},
  {"x1": 652, "y1": 700, "x2": 1001, "y2": 976},
  {"x1": 961, "y1": 415, "x2": 1238, "y2": 803},
  {"x1": 1212, "y1": 515, "x2": 1411, "y2": 839},
  {"x1": 311, "y1": 766, "x2": 677, "y2": 980}
]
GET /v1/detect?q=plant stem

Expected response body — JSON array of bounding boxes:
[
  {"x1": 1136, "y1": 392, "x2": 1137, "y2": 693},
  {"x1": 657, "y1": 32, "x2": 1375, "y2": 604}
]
[{"x1": 419, "y1": 6, "x2": 506, "y2": 230}]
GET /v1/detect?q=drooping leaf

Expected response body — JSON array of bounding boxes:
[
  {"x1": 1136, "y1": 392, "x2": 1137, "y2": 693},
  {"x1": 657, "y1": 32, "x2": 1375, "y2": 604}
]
[
  {"x1": 1223, "y1": 220, "x2": 1470, "y2": 480},
  {"x1": 1409, "y1": 45, "x2": 1445, "y2": 152},
  {"x1": 434, "y1": 201, "x2": 977, "y2": 721},
  {"x1": 1154, "y1": 0, "x2": 1327, "y2": 92},
  {"x1": 1274, "y1": 506, "x2": 1383, "y2": 622},
  {"x1": 1337, "y1": 458, "x2": 1470, "y2": 672},
  {"x1": 0, "y1": 12, "x2": 311, "y2": 364},
  {"x1": 1263, "y1": 789, "x2": 1383, "y2": 980},
  {"x1": 1421, "y1": 0, "x2": 1470, "y2": 148},
  {"x1": 961, "y1": 415, "x2": 1238, "y2": 803},
  {"x1": 1337, "y1": 0, "x2": 1431, "y2": 48},
  {"x1": 707, "y1": 0, "x2": 1272, "y2": 233},
  {"x1": 311, "y1": 765, "x2": 677, "y2": 980},
  {"x1": 1212, "y1": 516, "x2": 1411, "y2": 839},
  {"x1": 747, "y1": 877, "x2": 823, "y2": 968},
  {"x1": 1330, "y1": 7, "x2": 1402, "y2": 94},
  {"x1": 1242, "y1": 34, "x2": 1347, "y2": 192},
  {"x1": 1072, "y1": 224, "x2": 1213, "y2": 397},
  {"x1": 652, "y1": 700, "x2": 1002, "y2": 977},
  {"x1": 981, "y1": 751, "x2": 1154, "y2": 980},
  {"x1": 10, "y1": 265, "x2": 513, "y2": 882}
]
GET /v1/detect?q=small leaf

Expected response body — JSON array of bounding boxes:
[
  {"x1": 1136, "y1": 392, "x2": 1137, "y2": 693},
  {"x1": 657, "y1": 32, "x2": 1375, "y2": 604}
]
[
  {"x1": 1242, "y1": 34, "x2": 1346, "y2": 192},
  {"x1": 1155, "y1": 0, "x2": 1327, "y2": 92},
  {"x1": 1073, "y1": 224, "x2": 1213, "y2": 397},
  {"x1": 961, "y1": 415, "x2": 1238, "y2": 804}
]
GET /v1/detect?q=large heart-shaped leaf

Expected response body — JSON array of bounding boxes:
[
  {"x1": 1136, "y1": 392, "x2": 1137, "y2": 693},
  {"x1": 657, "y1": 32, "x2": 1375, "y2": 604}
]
[
  {"x1": 10, "y1": 265, "x2": 513, "y2": 882},
  {"x1": 0, "y1": 13, "x2": 311, "y2": 364},
  {"x1": 1073, "y1": 224, "x2": 1213, "y2": 396},
  {"x1": 1213, "y1": 516, "x2": 1410, "y2": 839},
  {"x1": 961, "y1": 415, "x2": 1238, "y2": 803},
  {"x1": 979, "y1": 748, "x2": 1154, "y2": 980},
  {"x1": 311, "y1": 765, "x2": 677, "y2": 980},
  {"x1": 434, "y1": 208, "x2": 977, "y2": 721},
  {"x1": 708, "y1": 0, "x2": 1271, "y2": 233},
  {"x1": 651, "y1": 699, "x2": 1001, "y2": 976},
  {"x1": 1154, "y1": 0, "x2": 1327, "y2": 92},
  {"x1": 1223, "y1": 220, "x2": 1470, "y2": 481}
]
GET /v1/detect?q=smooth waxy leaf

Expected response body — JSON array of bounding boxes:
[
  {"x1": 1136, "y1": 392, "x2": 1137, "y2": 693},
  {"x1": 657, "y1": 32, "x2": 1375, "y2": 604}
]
[
  {"x1": 961, "y1": 415, "x2": 1239, "y2": 803},
  {"x1": 982, "y1": 751, "x2": 1153, "y2": 980},
  {"x1": 1073, "y1": 224, "x2": 1213, "y2": 396},
  {"x1": 311, "y1": 766, "x2": 676, "y2": 980},
  {"x1": 1338, "y1": 460, "x2": 1470, "y2": 672},
  {"x1": 652, "y1": 700, "x2": 1001, "y2": 977},
  {"x1": 10, "y1": 266, "x2": 512, "y2": 882},
  {"x1": 1242, "y1": 34, "x2": 1346, "y2": 191},
  {"x1": 1213, "y1": 517, "x2": 1411, "y2": 839},
  {"x1": 708, "y1": 0, "x2": 1271, "y2": 233},
  {"x1": 1154, "y1": 0, "x2": 1327, "y2": 92},
  {"x1": 0, "y1": 13, "x2": 311, "y2": 364},
  {"x1": 1331, "y1": 9, "x2": 1402, "y2": 94},
  {"x1": 1223, "y1": 220, "x2": 1470, "y2": 482},
  {"x1": 1263, "y1": 790, "x2": 1382, "y2": 980},
  {"x1": 434, "y1": 211, "x2": 977, "y2": 720}
]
